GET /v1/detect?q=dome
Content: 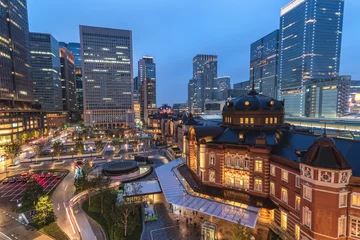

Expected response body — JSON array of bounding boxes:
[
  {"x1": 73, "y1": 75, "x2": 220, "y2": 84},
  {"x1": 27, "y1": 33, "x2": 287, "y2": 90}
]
[
  {"x1": 301, "y1": 134, "x2": 351, "y2": 169},
  {"x1": 223, "y1": 92, "x2": 284, "y2": 112}
]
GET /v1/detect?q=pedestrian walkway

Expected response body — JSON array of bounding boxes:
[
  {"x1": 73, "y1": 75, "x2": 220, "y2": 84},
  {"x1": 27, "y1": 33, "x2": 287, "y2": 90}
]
[{"x1": 142, "y1": 195, "x2": 201, "y2": 240}]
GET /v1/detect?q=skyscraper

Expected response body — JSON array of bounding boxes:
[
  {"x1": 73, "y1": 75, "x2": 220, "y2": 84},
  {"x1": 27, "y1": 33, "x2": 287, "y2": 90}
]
[
  {"x1": 278, "y1": 0, "x2": 344, "y2": 116},
  {"x1": 59, "y1": 47, "x2": 77, "y2": 111},
  {"x1": 192, "y1": 54, "x2": 218, "y2": 113},
  {"x1": 29, "y1": 32, "x2": 62, "y2": 111},
  {"x1": 0, "y1": 0, "x2": 33, "y2": 108},
  {"x1": 59, "y1": 42, "x2": 83, "y2": 112},
  {"x1": 250, "y1": 30, "x2": 279, "y2": 99},
  {"x1": 139, "y1": 56, "x2": 156, "y2": 122},
  {"x1": 188, "y1": 79, "x2": 196, "y2": 113},
  {"x1": 215, "y1": 76, "x2": 231, "y2": 101},
  {"x1": 80, "y1": 25, "x2": 133, "y2": 128}
]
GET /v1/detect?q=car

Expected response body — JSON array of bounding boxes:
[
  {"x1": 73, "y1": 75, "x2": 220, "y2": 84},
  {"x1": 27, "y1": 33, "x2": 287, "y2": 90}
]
[
  {"x1": 16, "y1": 177, "x2": 23, "y2": 182},
  {"x1": 20, "y1": 172, "x2": 28, "y2": 176},
  {"x1": 53, "y1": 172, "x2": 58, "y2": 177},
  {"x1": 56, "y1": 173, "x2": 63, "y2": 179},
  {"x1": 23, "y1": 177, "x2": 29, "y2": 183},
  {"x1": 9, "y1": 177, "x2": 16, "y2": 183},
  {"x1": 2, "y1": 178, "x2": 9, "y2": 184},
  {"x1": 40, "y1": 172, "x2": 45, "y2": 178},
  {"x1": 46, "y1": 172, "x2": 53, "y2": 178}
]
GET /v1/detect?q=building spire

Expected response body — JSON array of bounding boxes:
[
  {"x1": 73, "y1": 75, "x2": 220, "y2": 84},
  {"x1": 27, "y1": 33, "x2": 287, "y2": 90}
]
[{"x1": 323, "y1": 121, "x2": 327, "y2": 137}]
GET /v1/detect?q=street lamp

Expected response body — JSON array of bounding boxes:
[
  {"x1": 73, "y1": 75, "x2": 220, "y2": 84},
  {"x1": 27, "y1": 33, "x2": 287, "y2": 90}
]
[
  {"x1": 71, "y1": 148, "x2": 74, "y2": 159},
  {"x1": 89, "y1": 146, "x2": 93, "y2": 158}
]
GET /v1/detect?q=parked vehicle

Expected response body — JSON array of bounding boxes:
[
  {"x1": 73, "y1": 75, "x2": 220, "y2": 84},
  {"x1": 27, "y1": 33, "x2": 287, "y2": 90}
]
[
  {"x1": 9, "y1": 177, "x2": 16, "y2": 183},
  {"x1": 56, "y1": 174, "x2": 63, "y2": 179},
  {"x1": 46, "y1": 172, "x2": 53, "y2": 178},
  {"x1": 2, "y1": 178, "x2": 9, "y2": 184}
]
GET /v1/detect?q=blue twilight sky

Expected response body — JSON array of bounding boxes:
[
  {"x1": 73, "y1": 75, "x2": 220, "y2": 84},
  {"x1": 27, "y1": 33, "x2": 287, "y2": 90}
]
[{"x1": 28, "y1": 0, "x2": 360, "y2": 106}]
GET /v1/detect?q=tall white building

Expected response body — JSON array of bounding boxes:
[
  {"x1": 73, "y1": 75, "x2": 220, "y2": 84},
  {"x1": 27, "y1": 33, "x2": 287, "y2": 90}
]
[{"x1": 80, "y1": 26, "x2": 133, "y2": 128}]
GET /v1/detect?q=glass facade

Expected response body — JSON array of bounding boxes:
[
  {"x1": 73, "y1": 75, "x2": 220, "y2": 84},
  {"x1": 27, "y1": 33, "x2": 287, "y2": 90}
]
[
  {"x1": 278, "y1": 0, "x2": 344, "y2": 116},
  {"x1": 0, "y1": 0, "x2": 33, "y2": 107},
  {"x1": 139, "y1": 57, "x2": 156, "y2": 121},
  {"x1": 80, "y1": 25, "x2": 133, "y2": 127},
  {"x1": 59, "y1": 47, "x2": 77, "y2": 111},
  {"x1": 192, "y1": 54, "x2": 218, "y2": 113},
  {"x1": 216, "y1": 76, "x2": 231, "y2": 100},
  {"x1": 59, "y1": 42, "x2": 81, "y2": 67},
  {"x1": 29, "y1": 32, "x2": 62, "y2": 111},
  {"x1": 250, "y1": 29, "x2": 279, "y2": 98}
]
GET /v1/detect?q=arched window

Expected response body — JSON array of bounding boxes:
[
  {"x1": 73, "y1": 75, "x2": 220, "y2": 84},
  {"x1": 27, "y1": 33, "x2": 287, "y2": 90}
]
[
  {"x1": 231, "y1": 157, "x2": 235, "y2": 166},
  {"x1": 225, "y1": 155, "x2": 231, "y2": 166}
]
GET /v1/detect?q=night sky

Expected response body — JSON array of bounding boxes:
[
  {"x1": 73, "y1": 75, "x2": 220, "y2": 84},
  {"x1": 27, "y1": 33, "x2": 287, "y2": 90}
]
[{"x1": 28, "y1": 0, "x2": 360, "y2": 106}]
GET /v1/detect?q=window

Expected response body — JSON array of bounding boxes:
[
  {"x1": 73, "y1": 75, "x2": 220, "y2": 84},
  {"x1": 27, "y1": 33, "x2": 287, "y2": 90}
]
[
  {"x1": 295, "y1": 196, "x2": 301, "y2": 211},
  {"x1": 239, "y1": 175, "x2": 249, "y2": 190},
  {"x1": 231, "y1": 157, "x2": 235, "y2": 167},
  {"x1": 281, "y1": 211, "x2": 287, "y2": 230},
  {"x1": 270, "y1": 117, "x2": 273, "y2": 124},
  {"x1": 295, "y1": 224, "x2": 300, "y2": 240},
  {"x1": 351, "y1": 217, "x2": 360, "y2": 238},
  {"x1": 338, "y1": 215, "x2": 346, "y2": 237},
  {"x1": 339, "y1": 193, "x2": 347, "y2": 208},
  {"x1": 270, "y1": 165, "x2": 276, "y2": 176},
  {"x1": 250, "y1": 118, "x2": 254, "y2": 124},
  {"x1": 352, "y1": 193, "x2": 360, "y2": 208},
  {"x1": 255, "y1": 160, "x2": 263, "y2": 172},
  {"x1": 245, "y1": 118, "x2": 249, "y2": 124},
  {"x1": 209, "y1": 153, "x2": 216, "y2": 165},
  {"x1": 209, "y1": 170, "x2": 215, "y2": 182},
  {"x1": 240, "y1": 118, "x2": 244, "y2": 124},
  {"x1": 254, "y1": 178, "x2": 262, "y2": 192},
  {"x1": 303, "y1": 207, "x2": 312, "y2": 228},
  {"x1": 270, "y1": 210, "x2": 274, "y2": 221},
  {"x1": 296, "y1": 175, "x2": 301, "y2": 188},
  {"x1": 281, "y1": 170, "x2": 288, "y2": 182},
  {"x1": 281, "y1": 187, "x2": 288, "y2": 204},
  {"x1": 303, "y1": 186, "x2": 312, "y2": 201},
  {"x1": 244, "y1": 159, "x2": 250, "y2": 169},
  {"x1": 270, "y1": 182, "x2": 275, "y2": 196},
  {"x1": 274, "y1": 117, "x2": 278, "y2": 124},
  {"x1": 225, "y1": 155, "x2": 231, "y2": 166},
  {"x1": 265, "y1": 118, "x2": 269, "y2": 124}
]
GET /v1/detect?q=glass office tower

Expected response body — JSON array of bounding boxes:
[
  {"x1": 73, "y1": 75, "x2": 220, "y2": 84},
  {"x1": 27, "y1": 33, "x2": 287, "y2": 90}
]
[
  {"x1": 59, "y1": 47, "x2": 77, "y2": 111},
  {"x1": 0, "y1": 0, "x2": 33, "y2": 108},
  {"x1": 250, "y1": 30, "x2": 279, "y2": 99},
  {"x1": 192, "y1": 54, "x2": 218, "y2": 113},
  {"x1": 278, "y1": 0, "x2": 344, "y2": 116},
  {"x1": 139, "y1": 56, "x2": 156, "y2": 122},
  {"x1": 80, "y1": 25, "x2": 133, "y2": 128},
  {"x1": 29, "y1": 32, "x2": 62, "y2": 111}
]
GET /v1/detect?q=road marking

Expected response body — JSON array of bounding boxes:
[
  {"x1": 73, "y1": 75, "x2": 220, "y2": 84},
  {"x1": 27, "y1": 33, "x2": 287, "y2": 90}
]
[
  {"x1": 64, "y1": 202, "x2": 76, "y2": 234},
  {"x1": 64, "y1": 183, "x2": 69, "y2": 191},
  {"x1": 57, "y1": 203, "x2": 60, "y2": 211}
]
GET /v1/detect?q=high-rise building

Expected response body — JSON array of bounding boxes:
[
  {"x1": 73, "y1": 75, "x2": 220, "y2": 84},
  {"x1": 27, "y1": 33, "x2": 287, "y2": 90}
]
[
  {"x1": 192, "y1": 54, "x2": 218, "y2": 113},
  {"x1": 188, "y1": 79, "x2": 197, "y2": 113},
  {"x1": 133, "y1": 76, "x2": 139, "y2": 93},
  {"x1": 278, "y1": 0, "x2": 344, "y2": 116},
  {"x1": 216, "y1": 76, "x2": 231, "y2": 100},
  {"x1": 59, "y1": 42, "x2": 83, "y2": 112},
  {"x1": 233, "y1": 81, "x2": 250, "y2": 90},
  {"x1": 349, "y1": 80, "x2": 360, "y2": 113},
  {"x1": 0, "y1": 0, "x2": 33, "y2": 108},
  {"x1": 139, "y1": 56, "x2": 156, "y2": 122},
  {"x1": 29, "y1": 32, "x2": 62, "y2": 111},
  {"x1": 59, "y1": 47, "x2": 77, "y2": 111},
  {"x1": 80, "y1": 25, "x2": 133, "y2": 128},
  {"x1": 250, "y1": 30, "x2": 279, "y2": 99}
]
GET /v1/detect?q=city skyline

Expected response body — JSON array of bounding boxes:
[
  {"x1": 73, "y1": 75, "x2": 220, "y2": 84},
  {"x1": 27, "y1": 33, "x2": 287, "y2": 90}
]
[{"x1": 27, "y1": 0, "x2": 360, "y2": 105}]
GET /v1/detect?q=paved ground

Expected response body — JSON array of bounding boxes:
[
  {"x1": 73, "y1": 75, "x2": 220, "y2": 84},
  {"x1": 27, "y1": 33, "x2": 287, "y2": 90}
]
[
  {"x1": 142, "y1": 195, "x2": 201, "y2": 240},
  {"x1": 0, "y1": 172, "x2": 64, "y2": 202}
]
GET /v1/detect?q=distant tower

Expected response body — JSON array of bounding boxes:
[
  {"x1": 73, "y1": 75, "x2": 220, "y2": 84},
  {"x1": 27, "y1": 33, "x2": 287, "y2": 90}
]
[{"x1": 139, "y1": 56, "x2": 156, "y2": 123}]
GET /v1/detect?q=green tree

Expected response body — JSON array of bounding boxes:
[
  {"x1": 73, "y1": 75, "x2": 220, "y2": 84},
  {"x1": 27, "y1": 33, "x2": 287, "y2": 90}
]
[
  {"x1": 32, "y1": 142, "x2": 45, "y2": 163},
  {"x1": 21, "y1": 180, "x2": 44, "y2": 209},
  {"x1": 19, "y1": 131, "x2": 29, "y2": 143},
  {"x1": 52, "y1": 141, "x2": 63, "y2": 161},
  {"x1": 3, "y1": 142, "x2": 21, "y2": 166},
  {"x1": 32, "y1": 195, "x2": 54, "y2": 226},
  {"x1": 75, "y1": 140, "x2": 84, "y2": 156},
  {"x1": 95, "y1": 140, "x2": 103, "y2": 154},
  {"x1": 229, "y1": 219, "x2": 253, "y2": 240}
]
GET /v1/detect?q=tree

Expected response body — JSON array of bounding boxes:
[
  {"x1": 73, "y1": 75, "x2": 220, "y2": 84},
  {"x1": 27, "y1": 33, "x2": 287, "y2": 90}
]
[
  {"x1": 32, "y1": 142, "x2": 45, "y2": 163},
  {"x1": 21, "y1": 180, "x2": 44, "y2": 209},
  {"x1": 95, "y1": 140, "x2": 103, "y2": 154},
  {"x1": 229, "y1": 218, "x2": 253, "y2": 240},
  {"x1": 75, "y1": 140, "x2": 84, "y2": 156},
  {"x1": 32, "y1": 195, "x2": 54, "y2": 226},
  {"x1": 86, "y1": 174, "x2": 110, "y2": 207},
  {"x1": 19, "y1": 131, "x2": 29, "y2": 143},
  {"x1": 116, "y1": 202, "x2": 139, "y2": 237},
  {"x1": 52, "y1": 141, "x2": 63, "y2": 161},
  {"x1": 3, "y1": 142, "x2": 21, "y2": 166}
]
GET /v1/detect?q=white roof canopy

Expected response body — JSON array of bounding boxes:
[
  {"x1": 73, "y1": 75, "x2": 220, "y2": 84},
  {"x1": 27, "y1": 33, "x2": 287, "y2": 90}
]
[
  {"x1": 123, "y1": 180, "x2": 162, "y2": 197},
  {"x1": 155, "y1": 159, "x2": 260, "y2": 228}
]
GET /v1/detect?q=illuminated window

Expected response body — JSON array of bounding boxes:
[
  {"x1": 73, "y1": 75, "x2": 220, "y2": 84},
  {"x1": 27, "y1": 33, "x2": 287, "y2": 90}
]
[
  {"x1": 254, "y1": 178, "x2": 262, "y2": 192},
  {"x1": 225, "y1": 155, "x2": 231, "y2": 166},
  {"x1": 281, "y1": 187, "x2": 288, "y2": 204},
  {"x1": 240, "y1": 118, "x2": 244, "y2": 124},
  {"x1": 351, "y1": 217, "x2": 360, "y2": 238},
  {"x1": 339, "y1": 193, "x2": 347, "y2": 207},
  {"x1": 270, "y1": 165, "x2": 276, "y2": 176},
  {"x1": 209, "y1": 170, "x2": 215, "y2": 183},
  {"x1": 265, "y1": 118, "x2": 269, "y2": 124},
  {"x1": 338, "y1": 215, "x2": 346, "y2": 237},
  {"x1": 274, "y1": 117, "x2": 278, "y2": 124},
  {"x1": 281, "y1": 170, "x2": 288, "y2": 182},
  {"x1": 255, "y1": 160, "x2": 263, "y2": 172},
  {"x1": 352, "y1": 193, "x2": 360, "y2": 208},
  {"x1": 304, "y1": 186, "x2": 312, "y2": 201},
  {"x1": 230, "y1": 175, "x2": 235, "y2": 185},
  {"x1": 270, "y1": 182, "x2": 275, "y2": 196},
  {"x1": 295, "y1": 195, "x2": 301, "y2": 211},
  {"x1": 281, "y1": 211, "x2": 287, "y2": 230},
  {"x1": 295, "y1": 224, "x2": 300, "y2": 240},
  {"x1": 245, "y1": 118, "x2": 249, "y2": 124},
  {"x1": 270, "y1": 117, "x2": 273, "y2": 124},
  {"x1": 270, "y1": 210, "x2": 274, "y2": 221},
  {"x1": 296, "y1": 175, "x2": 301, "y2": 188},
  {"x1": 250, "y1": 118, "x2": 254, "y2": 124},
  {"x1": 209, "y1": 153, "x2": 216, "y2": 165},
  {"x1": 303, "y1": 207, "x2": 312, "y2": 228}
]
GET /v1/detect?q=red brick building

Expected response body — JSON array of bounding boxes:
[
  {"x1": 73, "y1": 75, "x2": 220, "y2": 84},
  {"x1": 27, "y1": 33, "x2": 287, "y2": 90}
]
[{"x1": 173, "y1": 89, "x2": 360, "y2": 239}]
